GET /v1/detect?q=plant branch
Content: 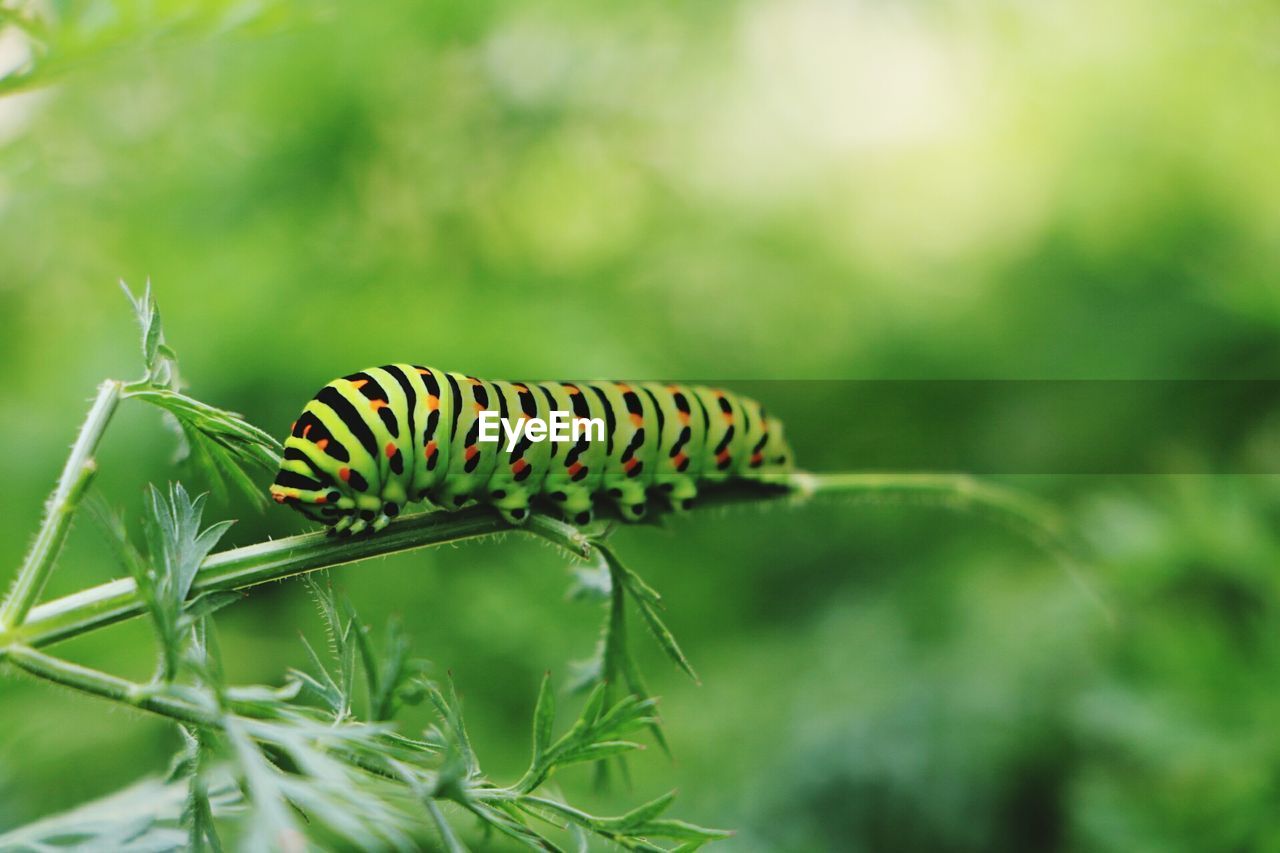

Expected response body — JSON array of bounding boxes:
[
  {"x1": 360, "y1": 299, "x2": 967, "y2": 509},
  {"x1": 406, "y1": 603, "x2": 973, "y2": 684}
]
[
  {"x1": 0, "y1": 379, "x2": 121, "y2": 631},
  {"x1": 3, "y1": 644, "x2": 218, "y2": 727},
  {"x1": 1, "y1": 471, "x2": 1075, "y2": 653}
]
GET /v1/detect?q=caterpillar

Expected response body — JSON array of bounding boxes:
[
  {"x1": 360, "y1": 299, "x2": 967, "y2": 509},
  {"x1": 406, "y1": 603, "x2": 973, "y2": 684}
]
[{"x1": 270, "y1": 365, "x2": 794, "y2": 535}]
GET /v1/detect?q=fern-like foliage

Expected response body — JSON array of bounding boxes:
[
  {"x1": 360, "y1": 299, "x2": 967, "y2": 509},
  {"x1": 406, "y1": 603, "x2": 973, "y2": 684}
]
[
  {"x1": 120, "y1": 281, "x2": 281, "y2": 504},
  {"x1": 0, "y1": 284, "x2": 728, "y2": 850}
]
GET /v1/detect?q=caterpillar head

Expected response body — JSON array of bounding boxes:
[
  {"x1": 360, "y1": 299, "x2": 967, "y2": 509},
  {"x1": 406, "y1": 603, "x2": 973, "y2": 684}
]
[
  {"x1": 270, "y1": 484, "x2": 343, "y2": 525},
  {"x1": 270, "y1": 457, "x2": 345, "y2": 526}
]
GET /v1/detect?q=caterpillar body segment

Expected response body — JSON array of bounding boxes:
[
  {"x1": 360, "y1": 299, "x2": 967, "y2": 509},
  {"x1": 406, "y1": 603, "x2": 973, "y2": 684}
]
[{"x1": 270, "y1": 365, "x2": 794, "y2": 533}]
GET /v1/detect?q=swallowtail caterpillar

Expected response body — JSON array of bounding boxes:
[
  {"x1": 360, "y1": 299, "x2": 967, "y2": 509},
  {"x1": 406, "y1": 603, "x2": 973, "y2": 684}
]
[{"x1": 270, "y1": 365, "x2": 794, "y2": 535}]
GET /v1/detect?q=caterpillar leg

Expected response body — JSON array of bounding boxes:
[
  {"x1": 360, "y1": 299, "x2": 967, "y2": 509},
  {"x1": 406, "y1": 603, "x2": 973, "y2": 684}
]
[
  {"x1": 487, "y1": 487, "x2": 533, "y2": 525},
  {"x1": 431, "y1": 486, "x2": 473, "y2": 509},
  {"x1": 657, "y1": 478, "x2": 698, "y2": 513},
  {"x1": 370, "y1": 502, "x2": 399, "y2": 532},
  {"x1": 604, "y1": 480, "x2": 649, "y2": 521},
  {"x1": 498, "y1": 505, "x2": 530, "y2": 524},
  {"x1": 550, "y1": 486, "x2": 594, "y2": 526}
]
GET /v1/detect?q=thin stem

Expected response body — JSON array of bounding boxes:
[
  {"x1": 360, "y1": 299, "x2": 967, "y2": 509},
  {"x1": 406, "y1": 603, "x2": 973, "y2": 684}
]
[
  {"x1": 6, "y1": 505, "x2": 515, "y2": 650},
  {"x1": 788, "y1": 471, "x2": 1068, "y2": 539},
  {"x1": 0, "y1": 380, "x2": 121, "y2": 630},
  {"x1": 3, "y1": 644, "x2": 218, "y2": 727},
  {"x1": 424, "y1": 797, "x2": 468, "y2": 853},
  {"x1": 0, "y1": 471, "x2": 1079, "y2": 653},
  {"x1": 792, "y1": 471, "x2": 1110, "y2": 621}
]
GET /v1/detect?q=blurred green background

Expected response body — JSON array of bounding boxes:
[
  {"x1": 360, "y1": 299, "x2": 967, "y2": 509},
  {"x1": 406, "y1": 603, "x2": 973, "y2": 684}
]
[{"x1": 2, "y1": 0, "x2": 1279, "y2": 849}]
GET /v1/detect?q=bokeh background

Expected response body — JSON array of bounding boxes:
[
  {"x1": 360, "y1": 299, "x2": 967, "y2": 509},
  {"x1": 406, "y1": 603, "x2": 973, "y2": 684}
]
[{"x1": 2, "y1": 0, "x2": 1279, "y2": 849}]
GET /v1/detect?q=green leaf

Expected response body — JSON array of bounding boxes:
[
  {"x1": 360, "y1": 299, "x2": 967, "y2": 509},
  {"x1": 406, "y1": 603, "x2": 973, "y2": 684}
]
[
  {"x1": 597, "y1": 543, "x2": 662, "y2": 607},
  {"x1": 532, "y1": 671, "x2": 556, "y2": 763},
  {"x1": 466, "y1": 801, "x2": 557, "y2": 851},
  {"x1": 127, "y1": 387, "x2": 281, "y2": 506},
  {"x1": 592, "y1": 694, "x2": 659, "y2": 740},
  {"x1": 636, "y1": 819, "x2": 733, "y2": 843},
  {"x1": 120, "y1": 280, "x2": 166, "y2": 380},
  {"x1": 84, "y1": 492, "x2": 148, "y2": 583},
  {"x1": 558, "y1": 740, "x2": 644, "y2": 765},
  {"x1": 600, "y1": 546, "x2": 698, "y2": 683},
  {"x1": 606, "y1": 791, "x2": 676, "y2": 831},
  {"x1": 578, "y1": 682, "x2": 608, "y2": 729},
  {"x1": 345, "y1": 596, "x2": 382, "y2": 714},
  {"x1": 179, "y1": 727, "x2": 224, "y2": 853},
  {"x1": 631, "y1": 596, "x2": 698, "y2": 683},
  {"x1": 128, "y1": 482, "x2": 235, "y2": 680},
  {"x1": 428, "y1": 675, "x2": 478, "y2": 778},
  {"x1": 348, "y1": 607, "x2": 428, "y2": 722},
  {"x1": 291, "y1": 636, "x2": 345, "y2": 717},
  {"x1": 183, "y1": 590, "x2": 243, "y2": 622},
  {"x1": 0, "y1": 775, "x2": 213, "y2": 851}
]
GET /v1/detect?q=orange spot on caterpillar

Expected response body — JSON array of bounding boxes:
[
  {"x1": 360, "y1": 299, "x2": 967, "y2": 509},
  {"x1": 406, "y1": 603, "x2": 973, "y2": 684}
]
[
  {"x1": 512, "y1": 458, "x2": 529, "y2": 474},
  {"x1": 417, "y1": 368, "x2": 431, "y2": 375},
  {"x1": 566, "y1": 385, "x2": 581, "y2": 395},
  {"x1": 474, "y1": 402, "x2": 485, "y2": 412},
  {"x1": 273, "y1": 491, "x2": 287, "y2": 503},
  {"x1": 385, "y1": 441, "x2": 397, "y2": 458},
  {"x1": 465, "y1": 446, "x2": 479, "y2": 461},
  {"x1": 349, "y1": 379, "x2": 368, "y2": 389},
  {"x1": 750, "y1": 452, "x2": 764, "y2": 466},
  {"x1": 567, "y1": 461, "x2": 583, "y2": 476},
  {"x1": 630, "y1": 413, "x2": 644, "y2": 427},
  {"x1": 339, "y1": 467, "x2": 351, "y2": 482},
  {"x1": 723, "y1": 411, "x2": 734, "y2": 423},
  {"x1": 290, "y1": 421, "x2": 297, "y2": 433},
  {"x1": 672, "y1": 452, "x2": 688, "y2": 468},
  {"x1": 716, "y1": 450, "x2": 731, "y2": 465},
  {"x1": 302, "y1": 423, "x2": 312, "y2": 438},
  {"x1": 514, "y1": 383, "x2": 528, "y2": 391},
  {"x1": 425, "y1": 440, "x2": 438, "y2": 458},
  {"x1": 427, "y1": 396, "x2": 439, "y2": 411},
  {"x1": 469, "y1": 377, "x2": 482, "y2": 385},
  {"x1": 618, "y1": 383, "x2": 631, "y2": 392},
  {"x1": 315, "y1": 438, "x2": 329, "y2": 451},
  {"x1": 622, "y1": 457, "x2": 639, "y2": 473},
  {"x1": 314, "y1": 494, "x2": 327, "y2": 505},
  {"x1": 678, "y1": 411, "x2": 691, "y2": 424},
  {"x1": 370, "y1": 400, "x2": 389, "y2": 411}
]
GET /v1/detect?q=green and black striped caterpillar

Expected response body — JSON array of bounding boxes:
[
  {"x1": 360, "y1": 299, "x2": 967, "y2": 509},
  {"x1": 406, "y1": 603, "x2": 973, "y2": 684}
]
[{"x1": 271, "y1": 365, "x2": 794, "y2": 535}]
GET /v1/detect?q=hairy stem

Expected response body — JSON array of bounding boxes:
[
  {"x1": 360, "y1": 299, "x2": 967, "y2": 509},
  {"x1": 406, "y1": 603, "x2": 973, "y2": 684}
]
[
  {"x1": 0, "y1": 380, "x2": 121, "y2": 631},
  {"x1": 3, "y1": 644, "x2": 218, "y2": 727},
  {"x1": 0, "y1": 472, "x2": 1071, "y2": 653}
]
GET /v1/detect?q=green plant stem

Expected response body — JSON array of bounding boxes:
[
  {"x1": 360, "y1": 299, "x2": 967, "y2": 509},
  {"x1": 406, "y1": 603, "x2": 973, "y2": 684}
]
[
  {"x1": 0, "y1": 380, "x2": 121, "y2": 631},
  {"x1": 3, "y1": 644, "x2": 217, "y2": 727},
  {"x1": 1, "y1": 506, "x2": 593, "y2": 652},
  {"x1": 0, "y1": 472, "x2": 1070, "y2": 653},
  {"x1": 4, "y1": 646, "x2": 413, "y2": 781},
  {"x1": 788, "y1": 471, "x2": 1067, "y2": 539}
]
